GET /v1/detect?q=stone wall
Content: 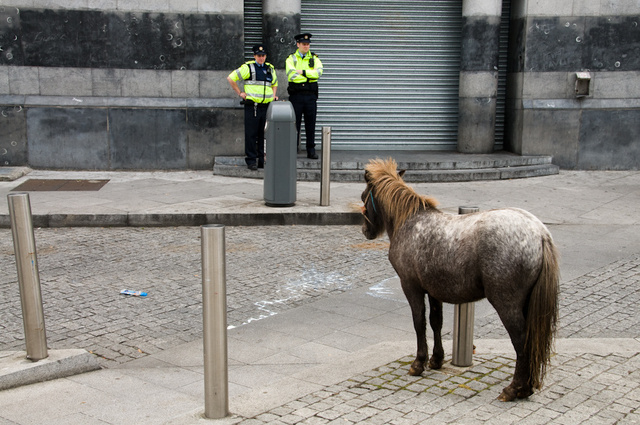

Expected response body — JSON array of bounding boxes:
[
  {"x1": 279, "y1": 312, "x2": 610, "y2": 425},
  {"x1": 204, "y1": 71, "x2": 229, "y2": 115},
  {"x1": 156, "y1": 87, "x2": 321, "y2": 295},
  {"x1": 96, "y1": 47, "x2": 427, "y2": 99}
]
[
  {"x1": 0, "y1": 1, "x2": 246, "y2": 169},
  {"x1": 507, "y1": 0, "x2": 640, "y2": 169},
  {"x1": 1, "y1": 0, "x2": 638, "y2": 170}
]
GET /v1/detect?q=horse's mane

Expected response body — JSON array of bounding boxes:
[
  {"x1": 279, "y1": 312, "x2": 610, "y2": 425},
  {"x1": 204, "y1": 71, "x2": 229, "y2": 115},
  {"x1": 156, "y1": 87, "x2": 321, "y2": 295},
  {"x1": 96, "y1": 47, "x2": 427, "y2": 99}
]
[{"x1": 365, "y1": 158, "x2": 439, "y2": 233}]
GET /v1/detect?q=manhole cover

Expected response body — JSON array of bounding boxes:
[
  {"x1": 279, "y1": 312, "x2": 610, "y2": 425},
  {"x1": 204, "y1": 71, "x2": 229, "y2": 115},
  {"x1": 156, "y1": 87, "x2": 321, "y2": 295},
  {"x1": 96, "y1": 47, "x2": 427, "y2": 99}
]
[{"x1": 11, "y1": 179, "x2": 110, "y2": 192}]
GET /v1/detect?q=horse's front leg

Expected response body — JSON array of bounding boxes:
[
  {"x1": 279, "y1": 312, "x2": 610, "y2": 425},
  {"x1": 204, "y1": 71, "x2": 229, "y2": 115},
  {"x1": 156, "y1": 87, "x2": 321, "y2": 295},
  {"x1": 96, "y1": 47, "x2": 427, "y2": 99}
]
[
  {"x1": 427, "y1": 295, "x2": 444, "y2": 370},
  {"x1": 401, "y1": 280, "x2": 428, "y2": 376}
]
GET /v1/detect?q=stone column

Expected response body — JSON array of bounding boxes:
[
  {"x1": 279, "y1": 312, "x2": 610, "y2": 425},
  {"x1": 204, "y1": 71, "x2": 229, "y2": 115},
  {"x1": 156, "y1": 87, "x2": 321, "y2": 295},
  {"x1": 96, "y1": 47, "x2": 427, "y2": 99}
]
[
  {"x1": 264, "y1": 0, "x2": 301, "y2": 69},
  {"x1": 457, "y1": 0, "x2": 503, "y2": 153}
]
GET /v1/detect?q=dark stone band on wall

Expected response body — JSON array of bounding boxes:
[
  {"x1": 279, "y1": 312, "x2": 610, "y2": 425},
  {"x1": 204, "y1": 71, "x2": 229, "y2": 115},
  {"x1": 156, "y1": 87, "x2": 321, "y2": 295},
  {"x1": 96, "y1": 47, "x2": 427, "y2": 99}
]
[
  {"x1": 460, "y1": 16, "x2": 501, "y2": 72},
  {"x1": 264, "y1": 13, "x2": 300, "y2": 69},
  {"x1": 506, "y1": 16, "x2": 525, "y2": 73},
  {"x1": 0, "y1": 105, "x2": 27, "y2": 166},
  {"x1": 512, "y1": 15, "x2": 640, "y2": 72},
  {"x1": 0, "y1": 8, "x2": 243, "y2": 70}
]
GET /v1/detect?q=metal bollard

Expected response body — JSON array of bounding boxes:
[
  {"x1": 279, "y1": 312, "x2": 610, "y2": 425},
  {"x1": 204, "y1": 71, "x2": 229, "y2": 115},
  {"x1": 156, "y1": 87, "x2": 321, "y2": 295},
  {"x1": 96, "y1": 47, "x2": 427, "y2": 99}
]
[
  {"x1": 201, "y1": 224, "x2": 229, "y2": 419},
  {"x1": 320, "y1": 126, "x2": 331, "y2": 206},
  {"x1": 7, "y1": 193, "x2": 48, "y2": 361},
  {"x1": 452, "y1": 206, "x2": 479, "y2": 367}
]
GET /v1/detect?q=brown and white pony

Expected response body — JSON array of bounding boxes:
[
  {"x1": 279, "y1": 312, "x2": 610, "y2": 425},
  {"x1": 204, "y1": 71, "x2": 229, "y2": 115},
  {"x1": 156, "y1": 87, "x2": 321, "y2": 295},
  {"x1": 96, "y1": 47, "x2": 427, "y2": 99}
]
[{"x1": 361, "y1": 158, "x2": 559, "y2": 401}]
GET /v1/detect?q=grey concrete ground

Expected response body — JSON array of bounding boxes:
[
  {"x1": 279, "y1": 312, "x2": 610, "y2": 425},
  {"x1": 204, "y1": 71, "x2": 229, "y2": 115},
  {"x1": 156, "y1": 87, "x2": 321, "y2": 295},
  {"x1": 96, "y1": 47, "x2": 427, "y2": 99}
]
[{"x1": 0, "y1": 169, "x2": 639, "y2": 424}]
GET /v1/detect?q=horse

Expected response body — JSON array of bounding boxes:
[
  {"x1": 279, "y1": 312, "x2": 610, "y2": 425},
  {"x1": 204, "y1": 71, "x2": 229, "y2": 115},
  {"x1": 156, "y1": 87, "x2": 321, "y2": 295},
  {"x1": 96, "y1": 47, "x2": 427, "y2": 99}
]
[{"x1": 360, "y1": 158, "x2": 559, "y2": 402}]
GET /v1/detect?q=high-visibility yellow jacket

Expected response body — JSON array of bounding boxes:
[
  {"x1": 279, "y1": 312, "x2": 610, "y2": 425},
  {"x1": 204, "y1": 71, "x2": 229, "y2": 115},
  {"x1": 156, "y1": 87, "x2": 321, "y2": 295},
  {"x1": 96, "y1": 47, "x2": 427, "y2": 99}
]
[
  {"x1": 286, "y1": 50, "x2": 323, "y2": 94},
  {"x1": 228, "y1": 61, "x2": 278, "y2": 104}
]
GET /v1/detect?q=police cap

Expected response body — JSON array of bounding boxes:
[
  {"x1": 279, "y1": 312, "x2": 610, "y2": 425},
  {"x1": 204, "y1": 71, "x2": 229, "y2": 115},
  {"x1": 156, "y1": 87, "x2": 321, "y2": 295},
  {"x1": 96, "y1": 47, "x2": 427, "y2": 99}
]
[
  {"x1": 295, "y1": 33, "x2": 312, "y2": 43},
  {"x1": 252, "y1": 44, "x2": 267, "y2": 55}
]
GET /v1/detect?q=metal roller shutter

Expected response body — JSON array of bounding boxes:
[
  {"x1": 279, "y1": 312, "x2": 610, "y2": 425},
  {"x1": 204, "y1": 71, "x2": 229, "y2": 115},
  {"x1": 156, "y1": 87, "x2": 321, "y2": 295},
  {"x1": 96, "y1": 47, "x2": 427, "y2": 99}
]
[
  {"x1": 301, "y1": 0, "x2": 463, "y2": 150},
  {"x1": 244, "y1": 0, "x2": 263, "y2": 60},
  {"x1": 494, "y1": 0, "x2": 511, "y2": 150}
]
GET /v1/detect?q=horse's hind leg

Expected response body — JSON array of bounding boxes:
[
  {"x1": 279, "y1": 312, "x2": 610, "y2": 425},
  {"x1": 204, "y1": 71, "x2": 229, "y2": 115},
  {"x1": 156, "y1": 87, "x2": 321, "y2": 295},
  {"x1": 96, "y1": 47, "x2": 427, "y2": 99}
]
[
  {"x1": 494, "y1": 307, "x2": 533, "y2": 401},
  {"x1": 427, "y1": 295, "x2": 444, "y2": 369},
  {"x1": 401, "y1": 281, "x2": 428, "y2": 376}
]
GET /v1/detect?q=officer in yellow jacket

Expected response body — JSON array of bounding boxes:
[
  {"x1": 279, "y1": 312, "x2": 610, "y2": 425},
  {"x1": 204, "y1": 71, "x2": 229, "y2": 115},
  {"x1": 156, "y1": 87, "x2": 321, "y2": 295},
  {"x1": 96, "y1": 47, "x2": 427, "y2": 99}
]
[
  {"x1": 227, "y1": 44, "x2": 278, "y2": 170},
  {"x1": 286, "y1": 33, "x2": 324, "y2": 159}
]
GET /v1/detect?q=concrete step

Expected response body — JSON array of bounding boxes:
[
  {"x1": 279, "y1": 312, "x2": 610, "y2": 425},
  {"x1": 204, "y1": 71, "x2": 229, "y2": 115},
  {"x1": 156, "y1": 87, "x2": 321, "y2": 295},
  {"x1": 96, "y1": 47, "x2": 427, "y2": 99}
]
[{"x1": 213, "y1": 151, "x2": 559, "y2": 182}]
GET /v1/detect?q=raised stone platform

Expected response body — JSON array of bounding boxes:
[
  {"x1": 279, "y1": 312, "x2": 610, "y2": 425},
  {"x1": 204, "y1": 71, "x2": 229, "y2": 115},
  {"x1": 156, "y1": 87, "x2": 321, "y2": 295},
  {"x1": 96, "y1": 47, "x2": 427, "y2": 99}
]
[
  {"x1": 0, "y1": 349, "x2": 101, "y2": 391},
  {"x1": 213, "y1": 150, "x2": 559, "y2": 182},
  {"x1": 0, "y1": 167, "x2": 31, "y2": 182}
]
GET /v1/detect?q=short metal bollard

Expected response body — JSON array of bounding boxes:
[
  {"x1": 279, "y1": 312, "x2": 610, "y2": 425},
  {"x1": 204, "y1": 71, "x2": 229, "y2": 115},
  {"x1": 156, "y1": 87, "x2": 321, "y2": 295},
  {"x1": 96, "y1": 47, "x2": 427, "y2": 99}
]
[
  {"x1": 201, "y1": 224, "x2": 229, "y2": 419},
  {"x1": 452, "y1": 206, "x2": 479, "y2": 367},
  {"x1": 8, "y1": 193, "x2": 48, "y2": 362},
  {"x1": 320, "y1": 126, "x2": 331, "y2": 206}
]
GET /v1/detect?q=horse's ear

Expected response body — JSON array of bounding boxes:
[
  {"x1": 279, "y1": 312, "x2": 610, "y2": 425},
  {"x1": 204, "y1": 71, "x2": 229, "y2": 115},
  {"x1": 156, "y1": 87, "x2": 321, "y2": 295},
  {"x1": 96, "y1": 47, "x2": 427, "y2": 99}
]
[
  {"x1": 364, "y1": 170, "x2": 371, "y2": 182},
  {"x1": 398, "y1": 169, "x2": 406, "y2": 178}
]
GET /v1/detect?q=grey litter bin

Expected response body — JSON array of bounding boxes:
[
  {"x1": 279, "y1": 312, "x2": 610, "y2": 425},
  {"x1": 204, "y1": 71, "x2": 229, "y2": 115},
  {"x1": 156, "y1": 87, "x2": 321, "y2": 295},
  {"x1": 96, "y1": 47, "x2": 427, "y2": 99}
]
[{"x1": 264, "y1": 101, "x2": 297, "y2": 207}]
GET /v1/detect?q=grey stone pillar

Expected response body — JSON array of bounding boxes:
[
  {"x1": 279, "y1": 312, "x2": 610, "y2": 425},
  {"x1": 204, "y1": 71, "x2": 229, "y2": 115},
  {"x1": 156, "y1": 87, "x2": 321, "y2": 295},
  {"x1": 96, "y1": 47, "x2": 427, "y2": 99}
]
[
  {"x1": 457, "y1": 0, "x2": 503, "y2": 153},
  {"x1": 264, "y1": 0, "x2": 301, "y2": 69}
]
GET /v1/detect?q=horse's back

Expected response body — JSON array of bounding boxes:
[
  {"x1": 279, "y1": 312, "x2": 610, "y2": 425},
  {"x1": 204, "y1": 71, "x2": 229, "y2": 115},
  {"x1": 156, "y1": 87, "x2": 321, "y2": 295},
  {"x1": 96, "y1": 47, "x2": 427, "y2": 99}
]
[
  {"x1": 389, "y1": 207, "x2": 551, "y2": 303},
  {"x1": 398, "y1": 207, "x2": 549, "y2": 254},
  {"x1": 478, "y1": 207, "x2": 550, "y2": 239},
  {"x1": 468, "y1": 207, "x2": 549, "y2": 264}
]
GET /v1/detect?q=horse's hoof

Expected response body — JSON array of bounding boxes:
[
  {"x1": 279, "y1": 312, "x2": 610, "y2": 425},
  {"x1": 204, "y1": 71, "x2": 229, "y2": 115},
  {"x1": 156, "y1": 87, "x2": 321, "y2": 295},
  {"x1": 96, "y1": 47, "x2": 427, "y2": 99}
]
[
  {"x1": 497, "y1": 388, "x2": 517, "y2": 402},
  {"x1": 409, "y1": 359, "x2": 425, "y2": 376},
  {"x1": 428, "y1": 358, "x2": 443, "y2": 370},
  {"x1": 408, "y1": 361, "x2": 424, "y2": 376},
  {"x1": 408, "y1": 366, "x2": 423, "y2": 376}
]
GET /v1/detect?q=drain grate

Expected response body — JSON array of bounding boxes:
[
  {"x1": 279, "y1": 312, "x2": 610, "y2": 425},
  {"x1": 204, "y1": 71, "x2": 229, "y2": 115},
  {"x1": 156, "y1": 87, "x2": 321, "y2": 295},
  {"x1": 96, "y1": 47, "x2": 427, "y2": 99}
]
[{"x1": 11, "y1": 179, "x2": 110, "y2": 192}]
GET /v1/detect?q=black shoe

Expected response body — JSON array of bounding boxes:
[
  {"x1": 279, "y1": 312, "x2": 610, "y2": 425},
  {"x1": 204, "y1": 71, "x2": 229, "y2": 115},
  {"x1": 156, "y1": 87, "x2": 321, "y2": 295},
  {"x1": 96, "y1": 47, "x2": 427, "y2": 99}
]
[
  {"x1": 307, "y1": 152, "x2": 318, "y2": 160},
  {"x1": 248, "y1": 164, "x2": 258, "y2": 171},
  {"x1": 258, "y1": 161, "x2": 264, "y2": 169}
]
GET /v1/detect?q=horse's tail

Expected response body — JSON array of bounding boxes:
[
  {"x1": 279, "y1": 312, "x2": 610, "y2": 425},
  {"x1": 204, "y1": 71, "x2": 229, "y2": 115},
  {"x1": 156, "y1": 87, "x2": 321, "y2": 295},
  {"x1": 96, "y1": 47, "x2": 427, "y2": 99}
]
[{"x1": 525, "y1": 233, "x2": 560, "y2": 390}]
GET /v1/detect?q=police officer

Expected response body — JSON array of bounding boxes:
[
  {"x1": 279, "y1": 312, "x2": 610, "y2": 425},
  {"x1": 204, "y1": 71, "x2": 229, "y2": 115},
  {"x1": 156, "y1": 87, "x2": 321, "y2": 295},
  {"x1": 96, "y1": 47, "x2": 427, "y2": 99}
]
[
  {"x1": 227, "y1": 44, "x2": 278, "y2": 170},
  {"x1": 286, "y1": 33, "x2": 324, "y2": 159}
]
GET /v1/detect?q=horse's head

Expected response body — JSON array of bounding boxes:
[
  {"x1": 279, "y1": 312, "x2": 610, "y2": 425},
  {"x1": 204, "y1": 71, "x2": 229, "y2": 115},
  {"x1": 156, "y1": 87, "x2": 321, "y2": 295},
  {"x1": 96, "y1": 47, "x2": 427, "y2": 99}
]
[
  {"x1": 361, "y1": 170, "x2": 384, "y2": 239},
  {"x1": 360, "y1": 165, "x2": 406, "y2": 240}
]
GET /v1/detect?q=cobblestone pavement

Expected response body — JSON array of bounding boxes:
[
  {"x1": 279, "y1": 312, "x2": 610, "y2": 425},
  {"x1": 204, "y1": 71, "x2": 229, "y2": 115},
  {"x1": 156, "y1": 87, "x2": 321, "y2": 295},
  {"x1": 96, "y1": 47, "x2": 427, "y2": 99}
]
[
  {"x1": 557, "y1": 254, "x2": 640, "y2": 340},
  {"x1": 2, "y1": 226, "x2": 640, "y2": 366},
  {"x1": 1, "y1": 226, "x2": 394, "y2": 366},
  {"x1": 221, "y1": 245, "x2": 640, "y2": 424},
  {"x1": 231, "y1": 351, "x2": 640, "y2": 425},
  {"x1": 2, "y1": 225, "x2": 640, "y2": 423}
]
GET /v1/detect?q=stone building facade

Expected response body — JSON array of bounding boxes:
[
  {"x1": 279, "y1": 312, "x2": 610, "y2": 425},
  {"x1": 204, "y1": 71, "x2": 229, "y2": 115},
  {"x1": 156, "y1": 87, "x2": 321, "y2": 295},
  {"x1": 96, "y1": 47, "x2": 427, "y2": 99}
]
[
  {"x1": 0, "y1": 0, "x2": 638, "y2": 170},
  {"x1": 506, "y1": 0, "x2": 640, "y2": 169}
]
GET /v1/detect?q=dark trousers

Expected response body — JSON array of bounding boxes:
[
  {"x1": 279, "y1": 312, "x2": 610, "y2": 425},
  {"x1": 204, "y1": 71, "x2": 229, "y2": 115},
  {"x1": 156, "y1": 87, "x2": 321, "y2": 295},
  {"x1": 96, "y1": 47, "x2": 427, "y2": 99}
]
[
  {"x1": 289, "y1": 93, "x2": 318, "y2": 153},
  {"x1": 244, "y1": 103, "x2": 269, "y2": 166}
]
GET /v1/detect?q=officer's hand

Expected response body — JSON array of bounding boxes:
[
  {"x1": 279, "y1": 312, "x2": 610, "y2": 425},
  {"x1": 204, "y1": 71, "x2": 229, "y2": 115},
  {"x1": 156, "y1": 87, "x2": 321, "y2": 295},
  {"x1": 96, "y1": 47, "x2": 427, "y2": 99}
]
[
  {"x1": 275, "y1": 95, "x2": 279, "y2": 101},
  {"x1": 240, "y1": 92, "x2": 247, "y2": 99}
]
